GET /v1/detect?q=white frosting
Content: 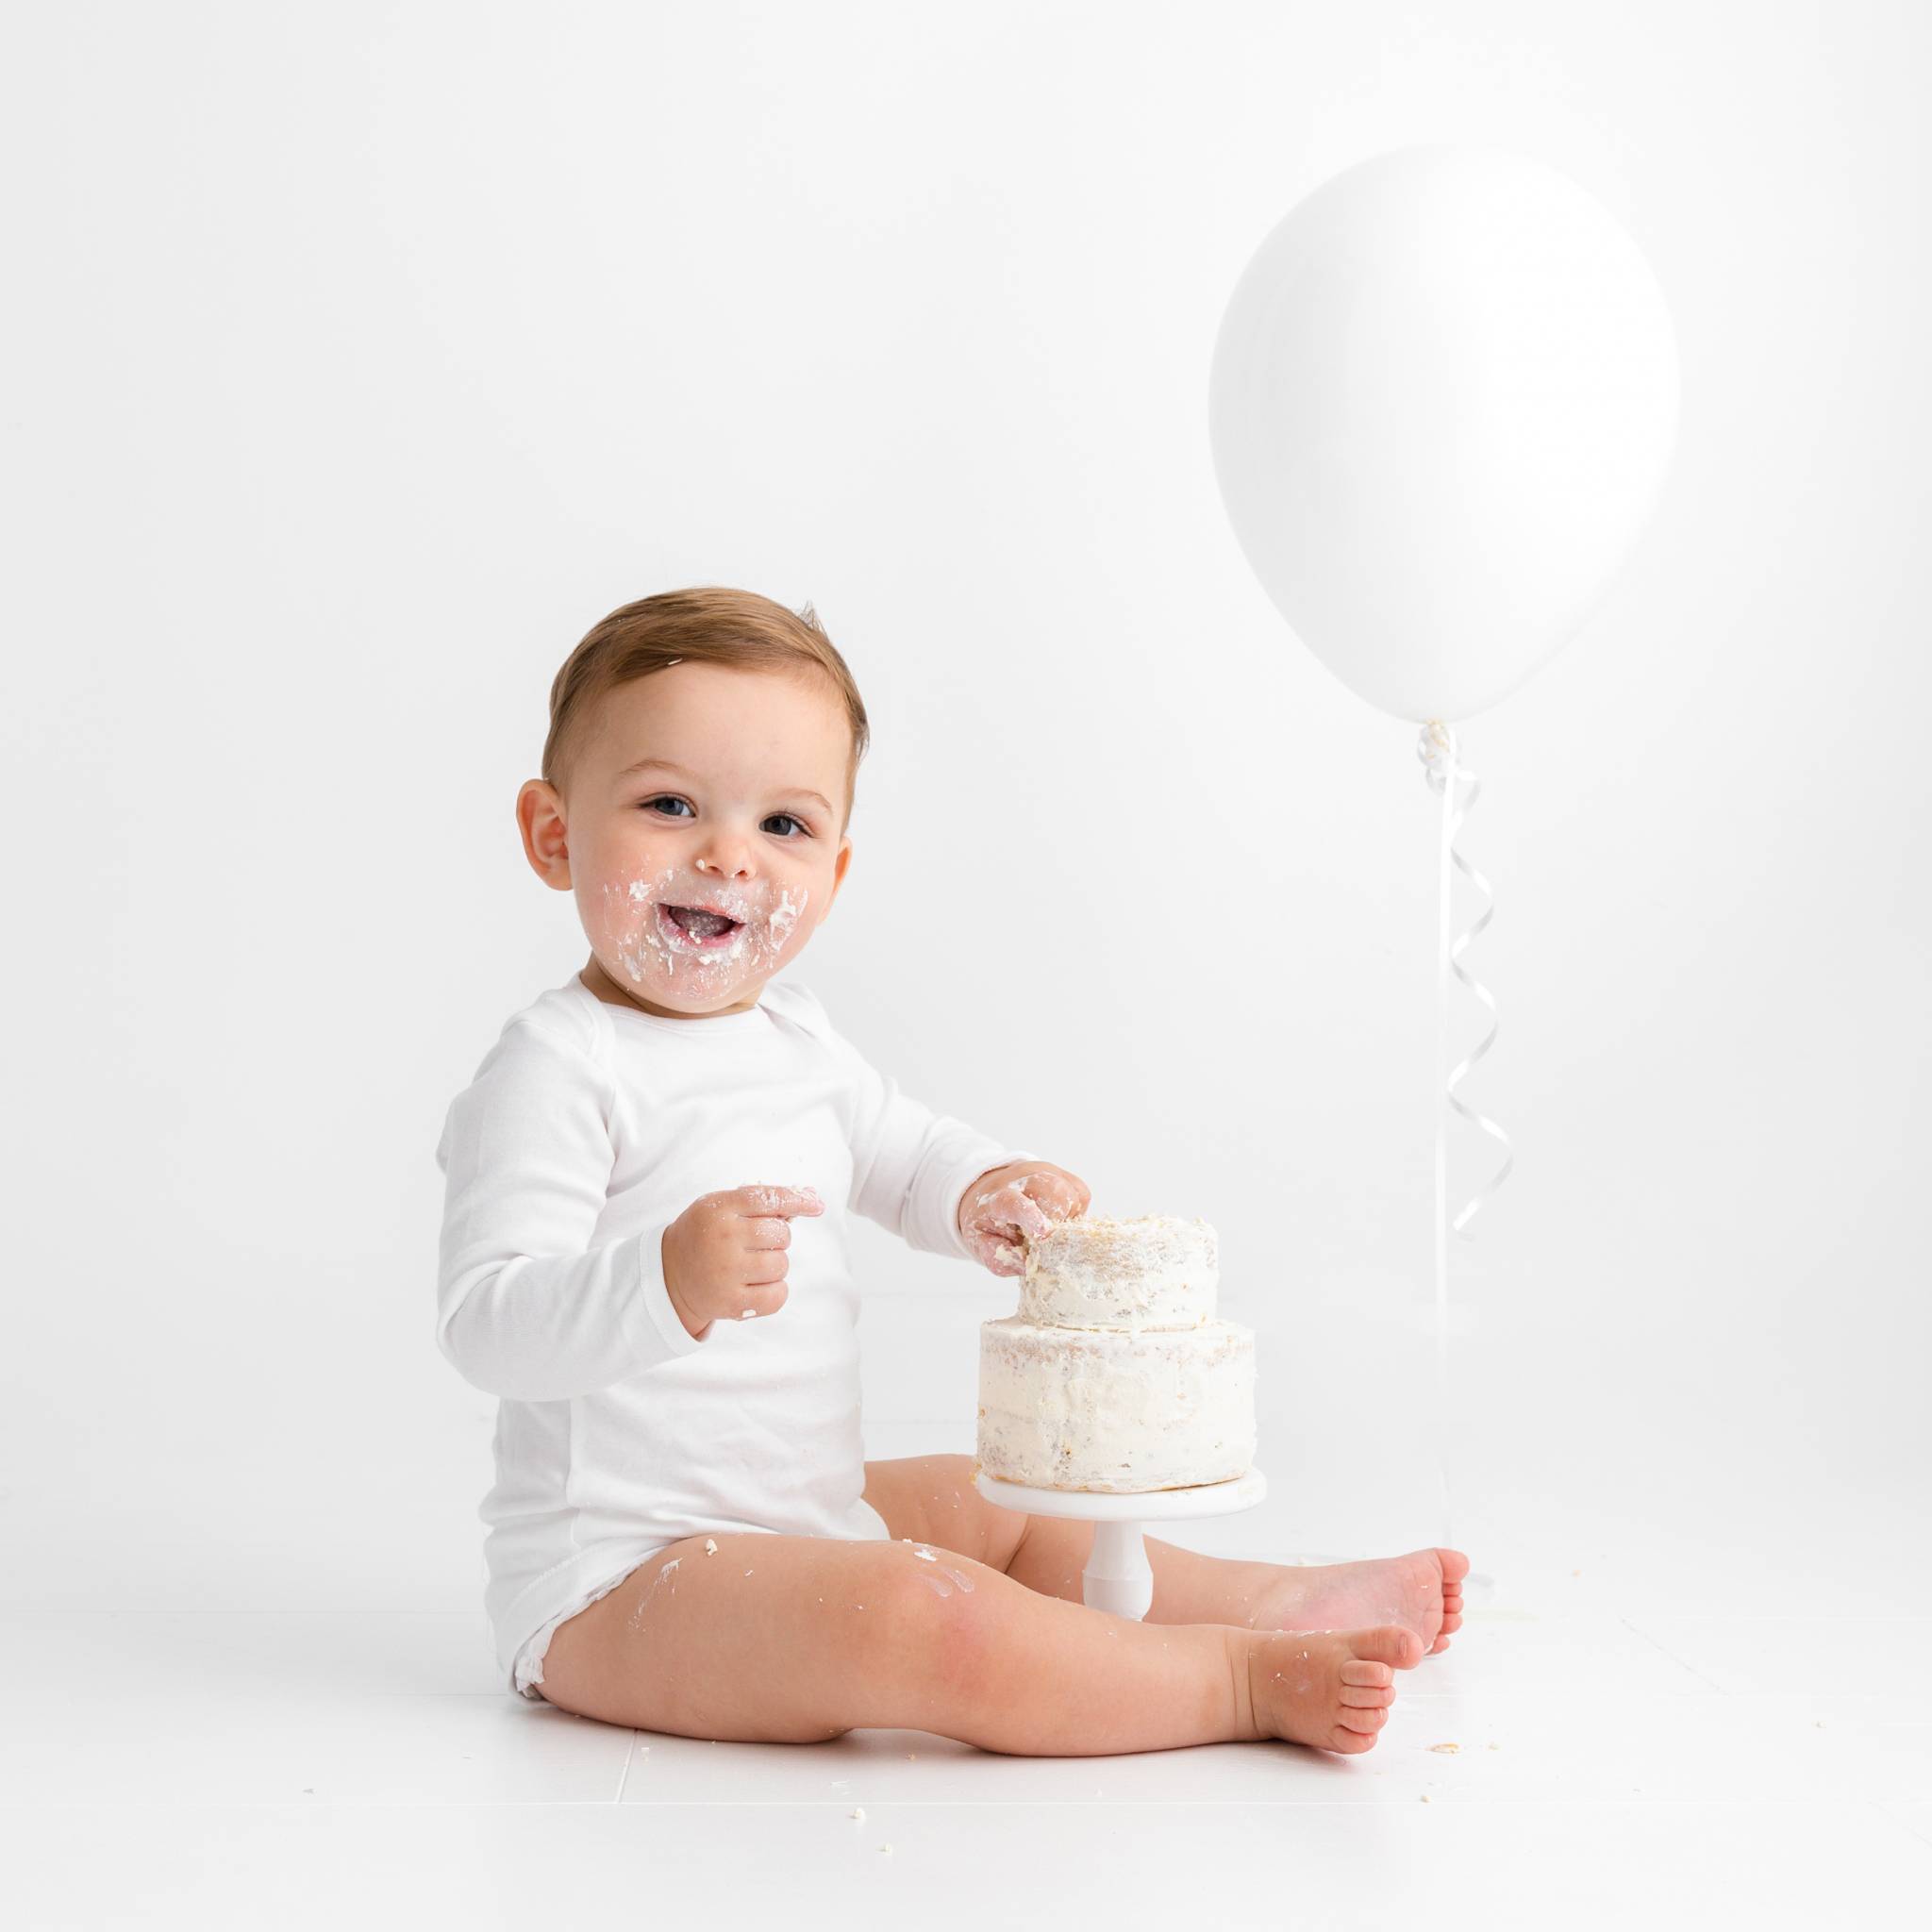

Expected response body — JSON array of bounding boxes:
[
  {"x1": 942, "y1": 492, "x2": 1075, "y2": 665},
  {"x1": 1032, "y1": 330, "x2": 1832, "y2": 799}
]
[
  {"x1": 976, "y1": 1316, "x2": 1256, "y2": 1493},
  {"x1": 1018, "y1": 1214, "x2": 1218, "y2": 1331},
  {"x1": 977, "y1": 1213, "x2": 1255, "y2": 1493}
]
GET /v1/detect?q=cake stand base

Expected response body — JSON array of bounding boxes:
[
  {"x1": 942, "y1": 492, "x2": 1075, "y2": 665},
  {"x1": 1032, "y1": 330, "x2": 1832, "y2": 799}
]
[{"x1": 971, "y1": 1467, "x2": 1269, "y2": 1620}]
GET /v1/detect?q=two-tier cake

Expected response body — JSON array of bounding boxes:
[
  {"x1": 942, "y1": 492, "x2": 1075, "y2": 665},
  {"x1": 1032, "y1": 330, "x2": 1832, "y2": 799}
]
[{"x1": 974, "y1": 1214, "x2": 1256, "y2": 1493}]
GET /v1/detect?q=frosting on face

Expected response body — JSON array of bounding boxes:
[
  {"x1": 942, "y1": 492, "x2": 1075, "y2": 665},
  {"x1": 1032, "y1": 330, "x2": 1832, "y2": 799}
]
[
  {"x1": 591, "y1": 862, "x2": 813, "y2": 1007},
  {"x1": 558, "y1": 661, "x2": 852, "y2": 1018}
]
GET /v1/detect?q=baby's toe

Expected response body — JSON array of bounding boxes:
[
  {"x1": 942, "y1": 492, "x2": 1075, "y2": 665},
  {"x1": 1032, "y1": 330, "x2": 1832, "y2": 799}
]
[
  {"x1": 1328, "y1": 1721, "x2": 1378, "y2": 1753},
  {"x1": 1338, "y1": 1706, "x2": 1388, "y2": 1734},
  {"x1": 1341, "y1": 1684, "x2": 1395, "y2": 1708},
  {"x1": 1340, "y1": 1658, "x2": 1394, "y2": 1689},
  {"x1": 1354, "y1": 1624, "x2": 1425, "y2": 1671}
]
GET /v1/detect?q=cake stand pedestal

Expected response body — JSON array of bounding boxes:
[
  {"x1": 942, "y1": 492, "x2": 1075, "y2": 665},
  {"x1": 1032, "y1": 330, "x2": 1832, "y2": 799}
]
[{"x1": 971, "y1": 1468, "x2": 1269, "y2": 1620}]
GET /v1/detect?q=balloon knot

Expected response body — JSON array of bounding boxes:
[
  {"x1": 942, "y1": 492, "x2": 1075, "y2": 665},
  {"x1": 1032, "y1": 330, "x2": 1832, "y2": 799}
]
[{"x1": 1417, "y1": 720, "x2": 1459, "y2": 790}]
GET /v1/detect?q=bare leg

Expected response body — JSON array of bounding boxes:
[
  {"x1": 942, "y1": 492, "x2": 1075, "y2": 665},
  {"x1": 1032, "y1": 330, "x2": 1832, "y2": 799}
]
[
  {"x1": 861, "y1": 1454, "x2": 1468, "y2": 1653},
  {"x1": 540, "y1": 1532, "x2": 1229, "y2": 1753},
  {"x1": 533, "y1": 1530, "x2": 1423, "y2": 1757},
  {"x1": 1023, "y1": 1524, "x2": 1468, "y2": 1652}
]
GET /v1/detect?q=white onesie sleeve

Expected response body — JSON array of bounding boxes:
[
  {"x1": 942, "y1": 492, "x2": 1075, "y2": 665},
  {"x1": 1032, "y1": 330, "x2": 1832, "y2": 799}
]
[
  {"x1": 434, "y1": 1017, "x2": 704, "y2": 1401},
  {"x1": 804, "y1": 998, "x2": 1037, "y2": 1263}
]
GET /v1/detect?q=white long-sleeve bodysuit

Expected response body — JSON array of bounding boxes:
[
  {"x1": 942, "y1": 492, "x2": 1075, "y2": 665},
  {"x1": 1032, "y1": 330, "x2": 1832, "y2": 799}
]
[{"x1": 434, "y1": 972, "x2": 1033, "y2": 1698}]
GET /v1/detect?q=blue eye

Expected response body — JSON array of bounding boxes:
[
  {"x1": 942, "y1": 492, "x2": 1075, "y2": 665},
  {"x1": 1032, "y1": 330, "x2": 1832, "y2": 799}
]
[{"x1": 640, "y1": 796, "x2": 809, "y2": 839}]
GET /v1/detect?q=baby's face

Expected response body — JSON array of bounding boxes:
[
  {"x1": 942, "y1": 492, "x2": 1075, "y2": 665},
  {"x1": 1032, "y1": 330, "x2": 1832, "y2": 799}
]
[{"x1": 521, "y1": 662, "x2": 853, "y2": 1018}]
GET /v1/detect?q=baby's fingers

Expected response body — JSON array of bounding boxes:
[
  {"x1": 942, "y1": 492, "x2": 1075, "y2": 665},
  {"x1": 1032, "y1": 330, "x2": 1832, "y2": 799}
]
[
  {"x1": 734, "y1": 1279, "x2": 790, "y2": 1322},
  {"x1": 1029, "y1": 1171, "x2": 1089, "y2": 1223},
  {"x1": 1010, "y1": 1190, "x2": 1058, "y2": 1240},
  {"x1": 969, "y1": 1178, "x2": 1055, "y2": 1241},
  {"x1": 961, "y1": 1224, "x2": 1029, "y2": 1277},
  {"x1": 731, "y1": 1183, "x2": 824, "y2": 1220}
]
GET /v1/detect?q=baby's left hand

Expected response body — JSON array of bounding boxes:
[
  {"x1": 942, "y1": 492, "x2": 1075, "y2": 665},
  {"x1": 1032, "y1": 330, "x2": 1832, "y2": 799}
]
[{"x1": 958, "y1": 1160, "x2": 1091, "y2": 1276}]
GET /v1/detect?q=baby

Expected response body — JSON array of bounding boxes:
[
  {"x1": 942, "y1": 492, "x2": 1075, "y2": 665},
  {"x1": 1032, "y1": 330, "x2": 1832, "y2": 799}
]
[{"x1": 435, "y1": 586, "x2": 1468, "y2": 1757}]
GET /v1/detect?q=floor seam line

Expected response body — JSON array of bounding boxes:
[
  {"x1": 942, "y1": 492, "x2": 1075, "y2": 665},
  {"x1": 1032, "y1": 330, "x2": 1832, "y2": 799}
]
[{"x1": 1615, "y1": 1613, "x2": 1728, "y2": 1690}]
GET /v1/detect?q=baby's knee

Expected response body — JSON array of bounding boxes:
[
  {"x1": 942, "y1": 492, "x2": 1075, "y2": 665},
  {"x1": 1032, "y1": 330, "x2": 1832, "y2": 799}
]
[{"x1": 860, "y1": 1546, "x2": 999, "y2": 1690}]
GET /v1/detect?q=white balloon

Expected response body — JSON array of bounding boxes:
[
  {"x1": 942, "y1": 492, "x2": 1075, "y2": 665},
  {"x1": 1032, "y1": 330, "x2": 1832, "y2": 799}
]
[{"x1": 1209, "y1": 145, "x2": 1680, "y2": 723}]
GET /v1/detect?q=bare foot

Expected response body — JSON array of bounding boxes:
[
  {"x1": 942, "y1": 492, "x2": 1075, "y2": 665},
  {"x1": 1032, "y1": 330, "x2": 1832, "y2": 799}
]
[
  {"x1": 1246, "y1": 1624, "x2": 1424, "y2": 1755},
  {"x1": 1255, "y1": 1548, "x2": 1470, "y2": 1655}
]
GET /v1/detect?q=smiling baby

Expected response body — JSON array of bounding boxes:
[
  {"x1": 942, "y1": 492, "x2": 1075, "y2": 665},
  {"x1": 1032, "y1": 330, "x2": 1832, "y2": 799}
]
[{"x1": 433, "y1": 585, "x2": 1465, "y2": 1754}]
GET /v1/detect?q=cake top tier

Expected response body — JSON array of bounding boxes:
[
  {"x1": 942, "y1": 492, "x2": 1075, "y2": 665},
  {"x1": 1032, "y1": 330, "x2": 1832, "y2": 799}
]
[{"x1": 1018, "y1": 1214, "x2": 1218, "y2": 1332}]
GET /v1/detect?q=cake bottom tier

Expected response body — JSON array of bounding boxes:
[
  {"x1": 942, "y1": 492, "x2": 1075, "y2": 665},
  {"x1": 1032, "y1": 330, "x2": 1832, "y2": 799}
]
[{"x1": 976, "y1": 1315, "x2": 1256, "y2": 1494}]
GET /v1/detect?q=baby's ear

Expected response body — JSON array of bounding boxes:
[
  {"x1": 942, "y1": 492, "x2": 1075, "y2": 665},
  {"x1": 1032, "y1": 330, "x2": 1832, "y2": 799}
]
[{"x1": 516, "y1": 779, "x2": 572, "y2": 889}]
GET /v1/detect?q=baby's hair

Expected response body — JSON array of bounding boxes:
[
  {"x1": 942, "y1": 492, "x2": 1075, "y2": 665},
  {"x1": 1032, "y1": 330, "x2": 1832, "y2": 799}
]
[{"x1": 541, "y1": 587, "x2": 871, "y2": 827}]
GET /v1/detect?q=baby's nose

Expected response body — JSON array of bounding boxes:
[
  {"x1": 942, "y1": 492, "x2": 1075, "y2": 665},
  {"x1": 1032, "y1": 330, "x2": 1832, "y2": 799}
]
[{"x1": 697, "y1": 842, "x2": 753, "y2": 878}]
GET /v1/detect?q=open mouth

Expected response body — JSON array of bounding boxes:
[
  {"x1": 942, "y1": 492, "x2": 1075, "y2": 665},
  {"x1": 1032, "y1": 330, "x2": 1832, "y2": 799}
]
[{"x1": 657, "y1": 902, "x2": 746, "y2": 948}]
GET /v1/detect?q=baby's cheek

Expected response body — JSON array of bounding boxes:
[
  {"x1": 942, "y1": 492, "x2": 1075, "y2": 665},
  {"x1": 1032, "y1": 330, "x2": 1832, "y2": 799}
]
[
  {"x1": 585, "y1": 868, "x2": 678, "y2": 982},
  {"x1": 759, "y1": 883, "x2": 814, "y2": 963}
]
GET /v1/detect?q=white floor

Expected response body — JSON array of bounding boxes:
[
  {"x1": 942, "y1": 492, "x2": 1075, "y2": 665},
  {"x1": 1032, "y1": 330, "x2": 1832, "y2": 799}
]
[{"x1": 4, "y1": 1452, "x2": 1928, "y2": 1932}]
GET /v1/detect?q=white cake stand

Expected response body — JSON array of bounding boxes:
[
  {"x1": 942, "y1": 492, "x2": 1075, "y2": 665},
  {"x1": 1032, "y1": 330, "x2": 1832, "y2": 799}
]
[{"x1": 972, "y1": 1466, "x2": 1269, "y2": 1620}]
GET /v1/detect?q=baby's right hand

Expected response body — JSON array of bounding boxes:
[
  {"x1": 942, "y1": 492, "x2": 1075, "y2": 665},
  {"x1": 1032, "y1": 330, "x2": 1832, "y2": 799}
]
[{"x1": 661, "y1": 1184, "x2": 825, "y2": 1341}]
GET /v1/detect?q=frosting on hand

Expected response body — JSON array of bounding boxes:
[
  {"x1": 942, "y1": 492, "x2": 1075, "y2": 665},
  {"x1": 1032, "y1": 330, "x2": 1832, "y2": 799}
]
[{"x1": 958, "y1": 1164, "x2": 1089, "y2": 1276}]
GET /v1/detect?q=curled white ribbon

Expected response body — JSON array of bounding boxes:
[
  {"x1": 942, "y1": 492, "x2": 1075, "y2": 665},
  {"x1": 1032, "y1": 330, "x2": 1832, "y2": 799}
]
[
  {"x1": 1417, "y1": 723, "x2": 1515, "y2": 1236},
  {"x1": 1416, "y1": 722, "x2": 1514, "y2": 1547}
]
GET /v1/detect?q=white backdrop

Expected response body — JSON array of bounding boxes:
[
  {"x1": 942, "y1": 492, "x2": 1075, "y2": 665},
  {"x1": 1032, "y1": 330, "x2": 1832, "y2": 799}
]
[{"x1": 4, "y1": 1, "x2": 1925, "y2": 1631}]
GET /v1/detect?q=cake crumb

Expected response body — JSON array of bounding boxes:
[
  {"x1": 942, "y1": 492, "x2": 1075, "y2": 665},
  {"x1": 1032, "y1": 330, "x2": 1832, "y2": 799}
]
[
  {"x1": 1427, "y1": 1742, "x2": 1459, "y2": 1755},
  {"x1": 703, "y1": 1538, "x2": 718, "y2": 1556},
  {"x1": 879, "y1": 1844, "x2": 893, "y2": 1857},
  {"x1": 1419, "y1": 1794, "x2": 1430, "y2": 1804},
  {"x1": 849, "y1": 1807, "x2": 865, "y2": 1824}
]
